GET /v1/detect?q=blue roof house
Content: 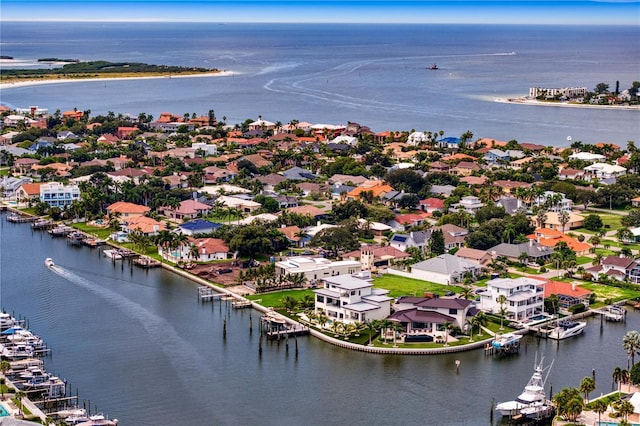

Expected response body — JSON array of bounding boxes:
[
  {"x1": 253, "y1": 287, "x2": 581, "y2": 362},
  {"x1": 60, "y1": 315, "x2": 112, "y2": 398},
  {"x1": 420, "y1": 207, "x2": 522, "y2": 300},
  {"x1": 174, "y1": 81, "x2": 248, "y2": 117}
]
[
  {"x1": 437, "y1": 137, "x2": 461, "y2": 150},
  {"x1": 178, "y1": 219, "x2": 222, "y2": 236}
]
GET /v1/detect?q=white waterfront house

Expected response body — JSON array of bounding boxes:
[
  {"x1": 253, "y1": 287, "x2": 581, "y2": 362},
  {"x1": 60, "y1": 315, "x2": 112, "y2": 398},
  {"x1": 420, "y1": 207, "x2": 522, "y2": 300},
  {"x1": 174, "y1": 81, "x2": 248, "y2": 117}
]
[
  {"x1": 479, "y1": 277, "x2": 545, "y2": 322},
  {"x1": 451, "y1": 195, "x2": 484, "y2": 214},
  {"x1": 583, "y1": 163, "x2": 627, "y2": 181},
  {"x1": 533, "y1": 190, "x2": 573, "y2": 212},
  {"x1": 275, "y1": 256, "x2": 361, "y2": 283},
  {"x1": 402, "y1": 253, "x2": 482, "y2": 285},
  {"x1": 39, "y1": 182, "x2": 80, "y2": 208},
  {"x1": 529, "y1": 87, "x2": 587, "y2": 99},
  {"x1": 314, "y1": 272, "x2": 392, "y2": 324}
]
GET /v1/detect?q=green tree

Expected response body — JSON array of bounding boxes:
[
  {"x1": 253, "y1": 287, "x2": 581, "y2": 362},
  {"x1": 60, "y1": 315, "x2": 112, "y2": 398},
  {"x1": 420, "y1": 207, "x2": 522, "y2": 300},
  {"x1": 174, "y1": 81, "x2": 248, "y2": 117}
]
[
  {"x1": 623, "y1": 330, "x2": 640, "y2": 366},
  {"x1": 228, "y1": 224, "x2": 274, "y2": 260},
  {"x1": 630, "y1": 362, "x2": 640, "y2": 386},
  {"x1": 579, "y1": 376, "x2": 596, "y2": 402},
  {"x1": 616, "y1": 400, "x2": 634, "y2": 423},
  {"x1": 553, "y1": 387, "x2": 583, "y2": 422},
  {"x1": 429, "y1": 229, "x2": 445, "y2": 256},
  {"x1": 583, "y1": 214, "x2": 603, "y2": 231},
  {"x1": 309, "y1": 227, "x2": 360, "y2": 257},
  {"x1": 497, "y1": 294, "x2": 507, "y2": 330},
  {"x1": 591, "y1": 399, "x2": 608, "y2": 425}
]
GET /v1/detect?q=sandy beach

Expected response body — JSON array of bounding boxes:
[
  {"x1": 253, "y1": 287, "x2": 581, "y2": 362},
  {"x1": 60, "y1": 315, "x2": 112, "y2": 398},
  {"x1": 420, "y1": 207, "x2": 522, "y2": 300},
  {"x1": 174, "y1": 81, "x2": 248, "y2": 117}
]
[
  {"x1": 495, "y1": 97, "x2": 640, "y2": 111},
  {"x1": 0, "y1": 70, "x2": 235, "y2": 90}
]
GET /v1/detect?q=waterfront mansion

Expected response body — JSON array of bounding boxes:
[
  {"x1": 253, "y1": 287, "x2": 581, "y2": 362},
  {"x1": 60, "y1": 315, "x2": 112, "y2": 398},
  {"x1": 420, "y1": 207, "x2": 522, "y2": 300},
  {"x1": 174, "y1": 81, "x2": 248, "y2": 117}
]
[{"x1": 314, "y1": 272, "x2": 393, "y2": 324}]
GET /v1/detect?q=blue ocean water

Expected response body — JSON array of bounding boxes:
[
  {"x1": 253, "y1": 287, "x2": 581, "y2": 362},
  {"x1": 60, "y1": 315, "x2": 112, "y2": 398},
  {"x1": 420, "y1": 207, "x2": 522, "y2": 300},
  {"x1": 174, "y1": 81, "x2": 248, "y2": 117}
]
[{"x1": 1, "y1": 22, "x2": 639, "y2": 145}]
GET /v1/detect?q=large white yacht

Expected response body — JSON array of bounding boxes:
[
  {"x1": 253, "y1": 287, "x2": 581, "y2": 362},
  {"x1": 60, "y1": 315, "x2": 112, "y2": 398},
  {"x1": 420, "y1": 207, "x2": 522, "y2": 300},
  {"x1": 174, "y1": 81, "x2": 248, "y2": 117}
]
[{"x1": 496, "y1": 357, "x2": 552, "y2": 417}]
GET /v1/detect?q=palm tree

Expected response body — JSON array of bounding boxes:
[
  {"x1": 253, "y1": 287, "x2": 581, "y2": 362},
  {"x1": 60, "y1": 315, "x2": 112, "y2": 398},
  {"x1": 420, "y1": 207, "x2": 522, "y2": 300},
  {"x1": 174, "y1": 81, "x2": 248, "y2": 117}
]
[
  {"x1": 497, "y1": 294, "x2": 508, "y2": 330},
  {"x1": 535, "y1": 207, "x2": 548, "y2": 229},
  {"x1": 591, "y1": 399, "x2": 608, "y2": 424},
  {"x1": 616, "y1": 400, "x2": 634, "y2": 422},
  {"x1": 580, "y1": 376, "x2": 596, "y2": 402},
  {"x1": 468, "y1": 316, "x2": 479, "y2": 341},
  {"x1": 441, "y1": 321, "x2": 453, "y2": 346},
  {"x1": 502, "y1": 224, "x2": 516, "y2": 244},
  {"x1": 15, "y1": 390, "x2": 25, "y2": 416},
  {"x1": 366, "y1": 320, "x2": 379, "y2": 346},
  {"x1": 379, "y1": 319, "x2": 392, "y2": 345},
  {"x1": 558, "y1": 210, "x2": 570, "y2": 233},
  {"x1": 613, "y1": 366, "x2": 624, "y2": 393},
  {"x1": 475, "y1": 312, "x2": 488, "y2": 337},
  {"x1": 622, "y1": 330, "x2": 640, "y2": 366},
  {"x1": 188, "y1": 244, "x2": 200, "y2": 262}
]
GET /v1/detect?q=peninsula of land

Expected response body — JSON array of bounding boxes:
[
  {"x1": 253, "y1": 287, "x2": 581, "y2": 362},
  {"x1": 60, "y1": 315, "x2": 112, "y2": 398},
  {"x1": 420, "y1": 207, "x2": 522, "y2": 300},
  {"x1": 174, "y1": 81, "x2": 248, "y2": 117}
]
[{"x1": 0, "y1": 60, "x2": 226, "y2": 85}]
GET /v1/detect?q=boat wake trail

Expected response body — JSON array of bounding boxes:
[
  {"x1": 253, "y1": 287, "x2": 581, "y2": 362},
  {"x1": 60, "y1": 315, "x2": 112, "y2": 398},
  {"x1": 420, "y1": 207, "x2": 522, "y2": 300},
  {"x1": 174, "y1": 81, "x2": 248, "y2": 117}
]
[{"x1": 48, "y1": 265, "x2": 220, "y2": 406}]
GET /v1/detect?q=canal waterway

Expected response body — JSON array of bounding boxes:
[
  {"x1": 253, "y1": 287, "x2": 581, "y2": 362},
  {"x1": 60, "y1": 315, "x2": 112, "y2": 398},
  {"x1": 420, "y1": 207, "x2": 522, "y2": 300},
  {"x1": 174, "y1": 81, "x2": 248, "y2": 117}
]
[{"x1": 0, "y1": 215, "x2": 636, "y2": 425}]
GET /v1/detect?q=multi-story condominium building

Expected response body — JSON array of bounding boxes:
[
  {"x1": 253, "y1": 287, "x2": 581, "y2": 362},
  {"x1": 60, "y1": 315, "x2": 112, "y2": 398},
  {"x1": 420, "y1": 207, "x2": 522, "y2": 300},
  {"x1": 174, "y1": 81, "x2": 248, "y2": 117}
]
[
  {"x1": 275, "y1": 256, "x2": 361, "y2": 283},
  {"x1": 479, "y1": 277, "x2": 545, "y2": 322},
  {"x1": 39, "y1": 182, "x2": 80, "y2": 208},
  {"x1": 529, "y1": 87, "x2": 587, "y2": 99},
  {"x1": 314, "y1": 272, "x2": 392, "y2": 324}
]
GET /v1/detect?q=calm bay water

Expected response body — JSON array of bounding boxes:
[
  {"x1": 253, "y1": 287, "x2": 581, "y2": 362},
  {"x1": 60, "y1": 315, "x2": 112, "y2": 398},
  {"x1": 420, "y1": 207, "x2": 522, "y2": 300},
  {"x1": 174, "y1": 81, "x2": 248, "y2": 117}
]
[
  {"x1": 1, "y1": 23, "x2": 639, "y2": 145},
  {"x1": 0, "y1": 215, "x2": 636, "y2": 425}
]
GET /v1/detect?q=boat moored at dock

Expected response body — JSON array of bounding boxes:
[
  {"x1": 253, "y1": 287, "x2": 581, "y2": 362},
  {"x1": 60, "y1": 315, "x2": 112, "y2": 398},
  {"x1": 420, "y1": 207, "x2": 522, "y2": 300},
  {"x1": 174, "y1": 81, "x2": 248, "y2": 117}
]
[
  {"x1": 489, "y1": 332, "x2": 523, "y2": 356},
  {"x1": 548, "y1": 320, "x2": 586, "y2": 340},
  {"x1": 495, "y1": 357, "x2": 553, "y2": 417}
]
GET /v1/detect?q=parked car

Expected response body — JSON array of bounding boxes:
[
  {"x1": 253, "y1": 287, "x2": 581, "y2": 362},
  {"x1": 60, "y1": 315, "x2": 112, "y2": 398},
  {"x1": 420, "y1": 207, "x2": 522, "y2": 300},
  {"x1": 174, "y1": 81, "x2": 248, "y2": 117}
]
[
  {"x1": 444, "y1": 291, "x2": 455, "y2": 296},
  {"x1": 217, "y1": 268, "x2": 233, "y2": 274}
]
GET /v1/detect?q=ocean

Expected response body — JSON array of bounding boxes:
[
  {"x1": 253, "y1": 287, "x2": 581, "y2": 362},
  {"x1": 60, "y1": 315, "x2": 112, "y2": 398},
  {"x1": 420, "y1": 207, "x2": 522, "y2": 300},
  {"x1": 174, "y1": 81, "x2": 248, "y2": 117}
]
[{"x1": 1, "y1": 22, "x2": 639, "y2": 145}]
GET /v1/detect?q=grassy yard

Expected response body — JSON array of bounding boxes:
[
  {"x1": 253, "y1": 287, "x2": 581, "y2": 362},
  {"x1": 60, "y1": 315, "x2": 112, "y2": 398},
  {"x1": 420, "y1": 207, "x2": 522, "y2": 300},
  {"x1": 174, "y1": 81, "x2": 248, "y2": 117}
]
[
  {"x1": 577, "y1": 256, "x2": 593, "y2": 265},
  {"x1": 581, "y1": 282, "x2": 640, "y2": 302},
  {"x1": 72, "y1": 222, "x2": 113, "y2": 240},
  {"x1": 373, "y1": 274, "x2": 465, "y2": 298},
  {"x1": 246, "y1": 289, "x2": 314, "y2": 309}
]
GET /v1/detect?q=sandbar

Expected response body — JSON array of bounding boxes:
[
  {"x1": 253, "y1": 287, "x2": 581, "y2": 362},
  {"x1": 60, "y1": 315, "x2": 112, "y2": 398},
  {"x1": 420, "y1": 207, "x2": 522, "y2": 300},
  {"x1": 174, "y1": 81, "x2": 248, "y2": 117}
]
[
  {"x1": 494, "y1": 97, "x2": 639, "y2": 111},
  {"x1": 0, "y1": 70, "x2": 235, "y2": 90}
]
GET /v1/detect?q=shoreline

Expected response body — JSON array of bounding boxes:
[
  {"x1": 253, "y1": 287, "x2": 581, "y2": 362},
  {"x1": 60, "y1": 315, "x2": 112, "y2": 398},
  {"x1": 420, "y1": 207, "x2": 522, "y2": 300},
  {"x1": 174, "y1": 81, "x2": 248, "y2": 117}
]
[
  {"x1": 0, "y1": 70, "x2": 235, "y2": 90},
  {"x1": 495, "y1": 97, "x2": 640, "y2": 111}
]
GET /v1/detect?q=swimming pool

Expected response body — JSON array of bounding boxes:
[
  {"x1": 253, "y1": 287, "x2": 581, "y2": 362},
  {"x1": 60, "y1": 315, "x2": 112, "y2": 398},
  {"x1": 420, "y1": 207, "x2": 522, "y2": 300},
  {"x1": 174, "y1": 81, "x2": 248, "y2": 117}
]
[
  {"x1": 0, "y1": 404, "x2": 9, "y2": 417},
  {"x1": 597, "y1": 421, "x2": 640, "y2": 426}
]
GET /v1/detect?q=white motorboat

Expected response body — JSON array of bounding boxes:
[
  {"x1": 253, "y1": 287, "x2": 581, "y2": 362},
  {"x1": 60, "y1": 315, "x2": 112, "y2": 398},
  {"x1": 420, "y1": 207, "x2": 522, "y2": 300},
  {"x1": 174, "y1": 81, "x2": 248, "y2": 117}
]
[
  {"x1": 76, "y1": 414, "x2": 119, "y2": 425},
  {"x1": 496, "y1": 357, "x2": 553, "y2": 417},
  {"x1": 548, "y1": 320, "x2": 586, "y2": 340},
  {"x1": 1, "y1": 343, "x2": 35, "y2": 360},
  {"x1": 45, "y1": 257, "x2": 55, "y2": 267},
  {"x1": 601, "y1": 305, "x2": 626, "y2": 322},
  {"x1": 103, "y1": 249, "x2": 122, "y2": 260}
]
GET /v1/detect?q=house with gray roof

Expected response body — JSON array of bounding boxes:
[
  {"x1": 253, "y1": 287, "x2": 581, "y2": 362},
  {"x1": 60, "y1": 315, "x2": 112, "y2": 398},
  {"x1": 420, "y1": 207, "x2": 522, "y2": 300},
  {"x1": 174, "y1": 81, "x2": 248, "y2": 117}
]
[
  {"x1": 390, "y1": 297, "x2": 478, "y2": 337},
  {"x1": 429, "y1": 184, "x2": 456, "y2": 197},
  {"x1": 496, "y1": 196, "x2": 524, "y2": 215},
  {"x1": 389, "y1": 230, "x2": 430, "y2": 252},
  {"x1": 281, "y1": 166, "x2": 316, "y2": 181},
  {"x1": 488, "y1": 241, "x2": 553, "y2": 263},
  {"x1": 406, "y1": 253, "x2": 482, "y2": 285}
]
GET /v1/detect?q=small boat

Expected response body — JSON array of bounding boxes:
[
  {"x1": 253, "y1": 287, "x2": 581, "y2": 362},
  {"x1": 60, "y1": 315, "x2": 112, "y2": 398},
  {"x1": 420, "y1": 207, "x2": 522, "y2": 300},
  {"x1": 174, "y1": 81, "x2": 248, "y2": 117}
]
[
  {"x1": 548, "y1": 320, "x2": 586, "y2": 340},
  {"x1": 76, "y1": 414, "x2": 119, "y2": 425},
  {"x1": 496, "y1": 357, "x2": 553, "y2": 417},
  {"x1": 491, "y1": 332, "x2": 522, "y2": 355},
  {"x1": 0, "y1": 313, "x2": 15, "y2": 330},
  {"x1": 601, "y1": 305, "x2": 626, "y2": 322},
  {"x1": 1, "y1": 342, "x2": 35, "y2": 360},
  {"x1": 103, "y1": 249, "x2": 122, "y2": 260},
  {"x1": 427, "y1": 64, "x2": 438, "y2": 70},
  {"x1": 45, "y1": 258, "x2": 55, "y2": 267}
]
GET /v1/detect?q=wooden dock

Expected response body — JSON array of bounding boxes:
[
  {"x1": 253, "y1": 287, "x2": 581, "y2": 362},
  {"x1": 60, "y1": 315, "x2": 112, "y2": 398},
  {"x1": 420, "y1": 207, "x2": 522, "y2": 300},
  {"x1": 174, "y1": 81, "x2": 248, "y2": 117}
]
[
  {"x1": 6, "y1": 213, "x2": 36, "y2": 223},
  {"x1": 198, "y1": 286, "x2": 225, "y2": 302},
  {"x1": 133, "y1": 256, "x2": 161, "y2": 268},
  {"x1": 31, "y1": 219, "x2": 54, "y2": 230},
  {"x1": 232, "y1": 300, "x2": 252, "y2": 309}
]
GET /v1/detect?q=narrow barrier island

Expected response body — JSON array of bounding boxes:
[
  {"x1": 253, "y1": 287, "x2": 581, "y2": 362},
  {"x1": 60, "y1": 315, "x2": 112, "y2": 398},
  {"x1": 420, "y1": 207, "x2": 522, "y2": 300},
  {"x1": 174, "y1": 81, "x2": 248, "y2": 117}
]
[{"x1": 0, "y1": 60, "x2": 221, "y2": 83}]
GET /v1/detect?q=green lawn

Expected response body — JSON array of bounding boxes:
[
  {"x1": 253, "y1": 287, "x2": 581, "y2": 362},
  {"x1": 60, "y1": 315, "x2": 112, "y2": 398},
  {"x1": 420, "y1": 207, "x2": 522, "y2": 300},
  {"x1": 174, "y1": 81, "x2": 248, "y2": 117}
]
[
  {"x1": 373, "y1": 274, "x2": 466, "y2": 298},
  {"x1": 72, "y1": 222, "x2": 113, "y2": 240},
  {"x1": 246, "y1": 289, "x2": 314, "y2": 309},
  {"x1": 581, "y1": 282, "x2": 640, "y2": 303},
  {"x1": 577, "y1": 256, "x2": 593, "y2": 265}
]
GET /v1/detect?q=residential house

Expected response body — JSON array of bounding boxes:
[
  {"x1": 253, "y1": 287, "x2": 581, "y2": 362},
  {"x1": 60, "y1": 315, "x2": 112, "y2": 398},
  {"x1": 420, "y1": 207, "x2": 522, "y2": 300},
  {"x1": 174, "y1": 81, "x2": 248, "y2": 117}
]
[
  {"x1": 437, "y1": 137, "x2": 461, "y2": 150},
  {"x1": 248, "y1": 119, "x2": 276, "y2": 132},
  {"x1": 344, "y1": 245, "x2": 410, "y2": 270},
  {"x1": 39, "y1": 182, "x2": 80, "y2": 208},
  {"x1": 278, "y1": 225, "x2": 308, "y2": 248},
  {"x1": 314, "y1": 273, "x2": 392, "y2": 324},
  {"x1": 496, "y1": 197, "x2": 524, "y2": 215},
  {"x1": 390, "y1": 297, "x2": 477, "y2": 337},
  {"x1": 510, "y1": 157, "x2": 533, "y2": 170},
  {"x1": 269, "y1": 195, "x2": 299, "y2": 209},
  {"x1": 12, "y1": 158, "x2": 39, "y2": 175},
  {"x1": 479, "y1": 277, "x2": 545, "y2": 321},
  {"x1": 203, "y1": 166, "x2": 236, "y2": 183},
  {"x1": 256, "y1": 173, "x2": 287, "y2": 192},
  {"x1": 238, "y1": 154, "x2": 272, "y2": 169},
  {"x1": 460, "y1": 175, "x2": 488, "y2": 186},
  {"x1": 432, "y1": 224, "x2": 469, "y2": 250},
  {"x1": 583, "y1": 163, "x2": 626, "y2": 181},
  {"x1": 15, "y1": 182, "x2": 43, "y2": 204},
  {"x1": 285, "y1": 205, "x2": 326, "y2": 219},
  {"x1": 542, "y1": 211, "x2": 584, "y2": 231},
  {"x1": 454, "y1": 247, "x2": 492, "y2": 266},
  {"x1": 388, "y1": 212, "x2": 431, "y2": 231},
  {"x1": 568, "y1": 152, "x2": 606, "y2": 162},
  {"x1": 346, "y1": 181, "x2": 394, "y2": 201},
  {"x1": 401, "y1": 253, "x2": 482, "y2": 285},
  {"x1": 429, "y1": 184, "x2": 456, "y2": 197},
  {"x1": 484, "y1": 149, "x2": 512, "y2": 165},
  {"x1": 327, "y1": 174, "x2": 368, "y2": 186},
  {"x1": 160, "y1": 237, "x2": 230, "y2": 263},
  {"x1": 418, "y1": 198, "x2": 445, "y2": 214},
  {"x1": 162, "y1": 199, "x2": 212, "y2": 220},
  {"x1": 493, "y1": 180, "x2": 532, "y2": 195},
  {"x1": 543, "y1": 281, "x2": 593, "y2": 309},
  {"x1": 0, "y1": 176, "x2": 31, "y2": 198},
  {"x1": 428, "y1": 161, "x2": 451, "y2": 174},
  {"x1": 276, "y1": 256, "x2": 362, "y2": 283},
  {"x1": 357, "y1": 218, "x2": 392, "y2": 237},
  {"x1": 281, "y1": 166, "x2": 316, "y2": 181},
  {"x1": 586, "y1": 255, "x2": 640, "y2": 283},
  {"x1": 558, "y1": 168, "x2": 586, "y2": 181},
  {"x1": 217, "y1": 195, "x2": 261, "y2": 214},
  {"x1": 452, "y1": 195, "x2": 484, "y2": 214},
  {"x1": 31, "y1": 162, "x2": 73, "y2": 178},
  {"x1": 533, "y1": 191, "x2": 573, "y2": 212},
  {"x1": 453, "y1": 161, "x2": 481, "y2": 176},
  {"x1": 106, "y1": 201, "x2": 150, "y2": 219},
  {"x1": 406, "y1": 131, "x2": 431, "y2": 146},
  {"x1": 488, "y1": 241, "x2": 553, "y2": 263},
  {"x1": 389, "y1": 230, "x2": 430, "y2": 252},
  {"x1": 177, "y1": 219, "x2": 222, "y2": 236},
  {"x1": 526, "y1": 228, "x2": 592, "y2": 256},
  {"x1": 124, "y1": 215, "x2": 166, "y2": 237}
]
